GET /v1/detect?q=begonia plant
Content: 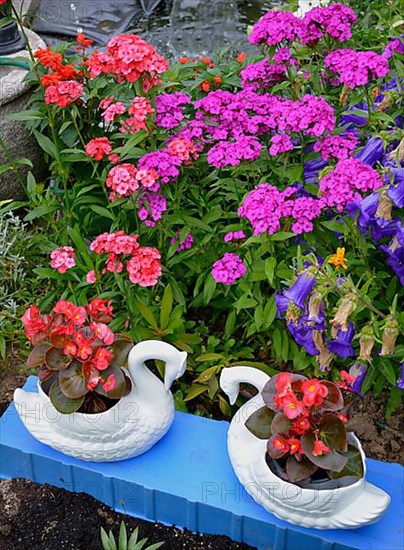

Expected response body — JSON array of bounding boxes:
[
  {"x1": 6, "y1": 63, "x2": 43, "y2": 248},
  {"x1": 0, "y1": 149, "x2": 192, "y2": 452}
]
[
  {"x1": 22, "y1": 298, "x2": 133, "y2": 413},
  {"x1": 245, "y1": 372, "x2": 364, "y2": 485}
]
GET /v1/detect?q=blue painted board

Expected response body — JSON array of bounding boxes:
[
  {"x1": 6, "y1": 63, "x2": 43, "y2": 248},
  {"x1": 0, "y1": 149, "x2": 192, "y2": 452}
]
[{"x1": 1, "y1": 376, "x2": 403, "y2": 550}]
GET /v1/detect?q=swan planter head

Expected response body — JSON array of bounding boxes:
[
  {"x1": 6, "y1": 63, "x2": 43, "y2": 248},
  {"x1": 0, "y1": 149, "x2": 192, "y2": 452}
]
[
  {"x1": 14, "y1": 301, "x2": 187, "y2": 462},
  {"x1": 220, "y1": 367, "x2": 391, "y2": 530}
]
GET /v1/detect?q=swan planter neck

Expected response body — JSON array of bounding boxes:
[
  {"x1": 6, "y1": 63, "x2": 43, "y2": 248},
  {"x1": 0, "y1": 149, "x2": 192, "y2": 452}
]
[
  {"x1": 14, "y1": 340, "x2": 187, "y2": 462},
  {"x1": 220, "y1": 367, "x2": 391, "y2": 530}
]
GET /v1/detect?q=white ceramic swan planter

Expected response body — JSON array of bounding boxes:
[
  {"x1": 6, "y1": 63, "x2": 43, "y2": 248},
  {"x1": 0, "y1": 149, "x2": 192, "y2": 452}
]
[
  {"x1": 220, "y1": 366, "x2": 391, "y2": 530},
  {"x1": 13, "y1": 340, "x2": 187, "y2": 462}
]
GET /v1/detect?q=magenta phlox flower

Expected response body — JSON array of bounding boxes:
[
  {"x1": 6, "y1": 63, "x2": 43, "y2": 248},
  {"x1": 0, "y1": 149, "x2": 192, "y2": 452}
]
[{"x1": 325, "y1": 49, "x2": 390, "y2": 89}]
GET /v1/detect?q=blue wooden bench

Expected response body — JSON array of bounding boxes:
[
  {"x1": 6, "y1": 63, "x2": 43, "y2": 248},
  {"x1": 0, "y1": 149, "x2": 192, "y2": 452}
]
[{"x1": 1, "y1": 376, "x2": 402, "y2": 550}]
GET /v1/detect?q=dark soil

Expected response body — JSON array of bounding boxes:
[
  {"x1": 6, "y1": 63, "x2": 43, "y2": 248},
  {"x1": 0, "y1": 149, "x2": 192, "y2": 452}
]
[
  {"x1": 0, "y1": 478, "x2": 254, "y2": 550},
  {"x1": 0, "y1": 358, "x2": 403, "y2": 549}
]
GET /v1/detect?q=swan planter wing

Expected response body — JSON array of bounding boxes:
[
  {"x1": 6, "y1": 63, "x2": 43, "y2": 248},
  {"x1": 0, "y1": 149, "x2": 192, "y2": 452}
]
[
  {"x1": 14, "y1": 341, "x2": 187, "y2": 462},
  {"x1": 220, "y1": 366, "x2": 391, "y2": 530}
]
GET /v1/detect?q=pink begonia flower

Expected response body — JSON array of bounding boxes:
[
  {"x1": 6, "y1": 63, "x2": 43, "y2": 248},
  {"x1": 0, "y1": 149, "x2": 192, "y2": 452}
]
[
  {"x1": 91, "y1": 322, "x2": 115, "y2": 346},
  {"x1": 50, "y1": 246, "x2": 76, "y2": 274},
  {"x1": 102, "y1": 374, "x2": 117, "y2": 393}
]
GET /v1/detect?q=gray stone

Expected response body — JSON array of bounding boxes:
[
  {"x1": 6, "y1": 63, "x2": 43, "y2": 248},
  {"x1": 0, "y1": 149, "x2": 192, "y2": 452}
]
[{"x1": 0, "y1": 27, "x2": 46, "y2": 202}]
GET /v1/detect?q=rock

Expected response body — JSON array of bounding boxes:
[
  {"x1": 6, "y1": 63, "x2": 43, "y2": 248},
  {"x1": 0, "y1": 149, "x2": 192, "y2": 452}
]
[{"x1": 0, "y1": 27, "x2": 47, "y2": 202}]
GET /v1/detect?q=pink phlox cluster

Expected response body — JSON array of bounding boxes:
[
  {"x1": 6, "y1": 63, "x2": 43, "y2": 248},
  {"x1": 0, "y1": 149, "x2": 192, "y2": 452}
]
[
  {"x1": 167, "y1": 136, "x2": 199, "y2": 164},
  {"x1": 50, "y1": 246, "x2": 76, "y2": 274},
  {"x1": 314, "y1": 132, "x2": 358, "y2": 161},
  {"x1": 269, "y1": 134, "x2": 294, "y2": 156},
  {"x1": 120, "y1": 97, "x2": 154, "y2": 134},
  {"x1": 224, "y1": 231, "x2": 245, "y2": 242},
  {"x1": 240, "y1": 59, "x2": 288, "y2": 90},
  {"x1": 170, "y1": 231, "x2": 194, "y2": 251},
  {"x1": 207, "y1": 136, "x2": 262, "y2": 169},
  {"x1": 382, "y1": 37, "x2": 404, "y2": 59},
  {"x1": 319, "y1": 158, "x2": 384, "y2": 212},
  {"x1": 138, "y1": 151, "x2": 182, "y2": 184},
  {"x1": 45, "y1": 80, "x2": 84, "y2": 107},
  {"x1": 324, "y1": 49, "x2": 390, "y2": 89},
  {"x1": 237, "y1": 184, "x2": 295, "y2": 236},
  {"x1": 156, "y1": 92, "x2": 192, "y2": 129},
  {"x1": 212, "y1": 253, "x2": 247, "y2": 285},
  {"x1": 137, "y1": 191, "x2": 167, "y2": 227},
  {"x1": 87, "y1": 34, "x2": 168, "y2": 87},
  {"x1": 248, "y1": 9, "x2": 301, "y2": 46},
  {"x1": 290, "y1": 197, "x2": 323, "y2": 234},
  {"x1": 85, "y1": 137, "x2": 113, "y2": 161},
  {"x1": 300, "y1": 3, "x2": 357, "y2": 44},
  {"x1": 126, "y1": 247, "x2": 162, "y2": 287}
]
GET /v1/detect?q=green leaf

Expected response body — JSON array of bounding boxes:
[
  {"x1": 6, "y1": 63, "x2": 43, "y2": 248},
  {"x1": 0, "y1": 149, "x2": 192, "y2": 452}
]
[
  {"x1": 183, "y1": 384, "x2": 208, "y2": 401},
  {"x1": 100, "y1": 527, "x2": 112, "y2": 550},
  {"x1": 386, "y1": 386, "x2": 403, "y2": 417},
  {"x1": 45, "y1": 347, "x2": 71, "y2": 371},
  {"x1": 203, "y1": 275, "x2": 217, "y2": 305},
  {"x1": 90, "y1": 205, "x2": 115, "y2": 221},
  {"x1": 27, "y1": 343, "x2": 51, "y2": 367},
  {"x1": 33, "y1": 130, "x2": 58, "y2": 159},
  {"x1": 375, "y1": 356, "x2": 397, "y2": 386},
  {"x1": 67, "y1": 226, "x2": 93, "y2": 270},
  {"x1": 24, "y1": 205, "x2": 55, "y2": 221},
  {"x1": 318, "y1": 414, "x2": 348, "y2": 452},
  {"x1": 196, "y1": 353, "x2": 225, "y2": 362},
  {"x1": 245, "y1": 406, "x2": 274, "y2": 439},
  {"x1": 271, "y1": 412, "x2": 292, "y2": 435},
  {"x1": 118, "y1": 522, "x2": 127, "y2": 550},
  {"x1": 265, "y1": 257, "x2": 276, "y2": 286},
  {"x1": 110, "y1": 336, "x2": 133, "y2": 368},
  {"x1": 269, "y1": 231, "x2": 295, "y2": 241},
  {"x1": 321, "y1": 381, "x2": 344, "y2": 411},
  {"x1": 160, "y1": 284, "x2": 173, "y2": 329},
  {"x1": 49, "y1": 379, "x2": 84, "y2": 413},
  {"x1": 95, "y1": 366, "x2": 127, "y2": 399},
  {"x1": 135, "y1": 300, "x2": 158, "y2": 329},
  {"x1": 7, "y1": 109, "x2": 45, "y2": 121}
]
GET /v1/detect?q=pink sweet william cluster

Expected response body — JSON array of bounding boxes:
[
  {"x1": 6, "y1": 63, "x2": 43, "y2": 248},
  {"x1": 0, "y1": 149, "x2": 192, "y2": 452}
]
[
  {"x1": 50, "y1": 246, "x2": 76, "y2": 274},
  {"x1": 319, "y1": 158, "x2": 384, "y2": 211},
  {"x1": 207, "y1": 137, "x2": 262, "y2": 169},
  {"x1": 121, "y1": 97, "x2": 155, "y2": 134},
  {"x1": 85, "y1": 137, "x2": 118, "y2": 163},
  {"x1": 137, "y1": 191, "x2": 167, "y2": 227},
  {"x1": 44, "y1": 80, "x2": 84, "y2": 107},
  {"x1": 90, "y1": 231, "x2": 161, "y2": 287},
  {"x1": 212, "y1": 253, "x2": 247, "y2": 285},
  {"x1": 314, "y1": 133, "x2": 358, "y2": 161},
  {"x1": 248, "y1": 9, "x2": 301, "y2": 46},
  {"x1": 269, "y1": 134, "x2": 294, "y2": 156},
  {"x1": 106, "y1": 163, "x2": 158, "y2": 200},
  {"x1": 87, "y1": 34, "x2": 168, "y2": 90},
  {"x1": 224, "y1": 231, "x2": 245, "y2": 243},
  {"x1": 324, "y1": 49, "x2": 390, "y2": 89}
]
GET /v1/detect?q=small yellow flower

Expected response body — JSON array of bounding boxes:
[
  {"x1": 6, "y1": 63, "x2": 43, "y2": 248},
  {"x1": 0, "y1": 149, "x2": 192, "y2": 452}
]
[{"x1": 328, "y1": 247, "x2": 348, "y2": 270}]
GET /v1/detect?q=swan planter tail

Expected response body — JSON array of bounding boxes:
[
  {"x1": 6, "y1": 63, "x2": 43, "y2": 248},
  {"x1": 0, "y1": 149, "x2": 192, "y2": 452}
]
[
  {"x1": 14, "y1": 341, "x2": 187, "y2": 462},
  {"x1": 220, "y1": 366, "x2": 390, "y2": 530}
]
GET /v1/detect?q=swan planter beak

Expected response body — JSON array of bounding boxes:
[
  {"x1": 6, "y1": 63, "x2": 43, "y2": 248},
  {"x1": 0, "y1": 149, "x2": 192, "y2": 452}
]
[
  {"x1": 220, "y1": 366, "x2": 391, "y2": 530},
  {"x1": 14, "y1": 340, "x2": 187, "y2": 462}
]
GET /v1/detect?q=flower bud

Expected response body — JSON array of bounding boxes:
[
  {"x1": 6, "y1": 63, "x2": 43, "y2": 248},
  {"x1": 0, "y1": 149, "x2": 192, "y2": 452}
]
[
  {"x1": 339, "y1": 85, "x2": 349, "y2": 106},
  {"x1": 307, "y1": 292, "x2": 325, "y2": 324},
  {"x1": 380, "y1": 315, "x2": 399, "y2": 356},
  {"x1": 359, "y1": 324, "x2": 375, "y2": 361},
  {"x1": 313, "y1": 330, "x2": 334, "y2": 371},
  {"x1": 331, "y1": 294, "x2": 357, "y2": 332},
  {"x1": 376, "y1": 93, "x2": 394, "y2": 112}
]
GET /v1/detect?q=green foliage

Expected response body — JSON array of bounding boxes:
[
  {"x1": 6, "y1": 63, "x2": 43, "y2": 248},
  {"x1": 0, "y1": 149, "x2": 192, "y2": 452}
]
[{"x1": 100, "y1": 521, "x2": 164, "y2": 550}]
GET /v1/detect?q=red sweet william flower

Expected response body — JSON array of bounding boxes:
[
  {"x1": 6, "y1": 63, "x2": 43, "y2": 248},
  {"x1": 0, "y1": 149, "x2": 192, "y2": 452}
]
[
  {"x1": 272, "y1": 435, "x2": 289, "y2": 454},
  {"x1": 85, "y1": 137, "x2": 113, "y2": 161},
  {"x1": 301, "y1": 378, "x2": 328, "y2": 407},
  {"x1": 237, "y1": 52, "x2": 247, "y2": 63},
  {"x1": 313, "y1": 440, "x2": 332, "y2": 456},
  {"x1": 126, "y1": 246, "x2": 162, "y2": 287}
]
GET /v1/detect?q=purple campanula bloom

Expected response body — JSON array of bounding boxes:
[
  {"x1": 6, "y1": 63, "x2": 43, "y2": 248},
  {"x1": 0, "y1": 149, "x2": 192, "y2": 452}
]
[
  {"x1": 397, "y1": 363, "x2": 404, "y2": 390},
  {"x1": 283, "y1": 273, "x2": 316, "y2": 309},
  {"x1": 387, "y1": 180, "x2": 404, "y2": 208},
  {"x1": 355, "y1": 136, "x2": 384, "y2": 167},
  {"x1": 349, "y1": 363, "x2": 367, "y2": 397},
  {"x1": 347, "y1": 193, "x2": 379, "y2": 233},
  {"x1": 304, "y1": 157, "x2": 328, "y2": 183},
  {"x1": 328, "y1": 322, "x2": 355, "y2": 357},
  {"x1": 275, "y1": 291, "x2": 290, "y2": 317},
  {"x1": 371, "y1": 218, "x2": 399, "y2": 242},
  {"x1": 287, "y1": 318, "x2": 319, "y2": 356}
]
